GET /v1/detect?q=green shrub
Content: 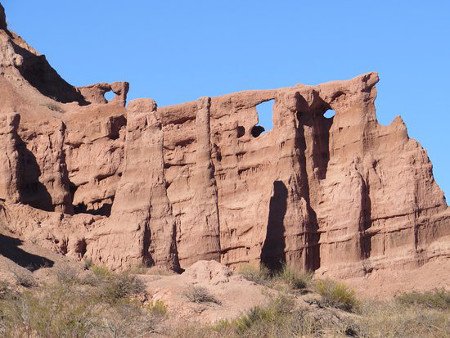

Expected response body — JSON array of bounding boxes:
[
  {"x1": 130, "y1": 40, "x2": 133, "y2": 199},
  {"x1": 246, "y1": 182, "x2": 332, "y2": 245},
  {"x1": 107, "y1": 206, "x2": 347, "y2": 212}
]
[
  {"x1": 396, "y1": 289, "x2": 450, "y2": 310},
  {"x1": 232, "y1": 294, "x2": 295, "y2": 333},
  {"x1": 276, "y1": 266, "x2": 312, "y2": 290},
  {"x1": 184, "y1": 286, "x2": 221, "y2": 305},
  {"x1": 100, "y1": 273, "x2": 145, "y2": 304},
  {"x1": 314, "y1": 279, "x2": 357, "y2": 312}
]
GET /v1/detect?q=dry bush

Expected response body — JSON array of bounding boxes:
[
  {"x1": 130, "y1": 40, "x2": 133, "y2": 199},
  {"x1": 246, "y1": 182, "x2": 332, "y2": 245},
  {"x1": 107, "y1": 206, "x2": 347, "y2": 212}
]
[
  {"x1": 184, "y1": 286, "x2": 221, "y2": 305},
  {"x1": 275, "y1": 266, "x2": 312, "y2": 290},
  {"x1": 147, "y1": 299, "x2": 168, "y2": 317},
  {"x1": 100, "y1": 273, "x2": 145, "y2": 304},
  {"x1": 314, "y1": 278, "x2": 358, "y2": 312},
  {"x1": 238, "y1": 264, "x2": 271, "y2": 284},
  {"x1": 13, "y1": 270, "x2": 37, "y2": 288}
]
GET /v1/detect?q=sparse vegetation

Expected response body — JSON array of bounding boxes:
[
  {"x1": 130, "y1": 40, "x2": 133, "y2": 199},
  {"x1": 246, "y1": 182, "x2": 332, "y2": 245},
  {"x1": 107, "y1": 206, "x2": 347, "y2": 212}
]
[
  {"x1": 276, "y1": 266, "x2": 312, "y2": 290},
  {"x1": 184, "y1": 286, "x2": 221, "y2": 305},
  {"x1": 0, "y1": 266, "x2": 161, "y2": 337},
  {"x1": 147, "y1": 300, "x2": 168, "y2": 317},
  {"x1": 314, "y1": 278, "x2": 358, "y2": 312},
  {"x1": 174, "y1": 289, "x2": 450, "y2": 338},
  {"x1": 173, "y1": 294, "x2": 351, "y2": 337},
  {"x1": 83, "y1": 257, "x2": 93, "y2": 270},
  {"x1": 239, "y1": 264, "x2": 312, "y2": 291},
  {"x1": 357, "y1": 298, "x2": 449, "y2": 338},
  {"x1": 42, "y1": 103, "x2": 64, "y2": 113},
  {"x1": 238, "y1": 264, "x2": 270, "y2": 284},
  {"x1": 13, "y1": 269, "x2": 37, "y2": 288},
  {"x1": 396, "y1": 288, "x2": 450, "y2": 310},
  {"x1": 0, "y1": 264, "x2": 448, "y2": 338}
]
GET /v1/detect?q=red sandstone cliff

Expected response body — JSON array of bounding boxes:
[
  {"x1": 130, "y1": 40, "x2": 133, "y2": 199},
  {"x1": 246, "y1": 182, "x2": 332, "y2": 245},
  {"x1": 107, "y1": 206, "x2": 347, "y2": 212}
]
[{"x1": 0, "y1": 4, "x2": 448, "y2": 276}]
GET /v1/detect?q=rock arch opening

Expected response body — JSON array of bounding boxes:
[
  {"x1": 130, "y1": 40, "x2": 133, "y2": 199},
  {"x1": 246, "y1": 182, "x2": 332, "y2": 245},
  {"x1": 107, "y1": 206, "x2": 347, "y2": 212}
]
[
  {"x1": 324, "y1": 109, "x2": 336, "y2": 119},
  {"x1": 104, "y1": 91, "x2": 115, "y2": 102},
  {"x1": 251, "y1": 99, "x2": 274, "y2": 137}
]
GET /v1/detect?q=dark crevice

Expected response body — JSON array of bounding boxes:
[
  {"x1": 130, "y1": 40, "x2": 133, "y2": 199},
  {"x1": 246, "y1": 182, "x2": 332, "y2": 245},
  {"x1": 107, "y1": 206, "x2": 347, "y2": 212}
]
[
  {"x1": 261, "y1": 181, "x2": 288, "y2": 273},
  {"x1": 107, "y1": 115, "x2": 127, "y2": 140},
  {"x1": 17, "y1": 137, "x2": 54, "y2": 212},
  {"x1": 294, "y1": 93, "x2": 322, "y2": 271},
  {"x1": 73, "y1": 200, "x2": 113, "y2": 217},
  {"x1": 360, "y1": 178, "x2": 372, "y2": 259},
  {"x1": 142, "y1": 223, "x2": 154, "y2": 267}
]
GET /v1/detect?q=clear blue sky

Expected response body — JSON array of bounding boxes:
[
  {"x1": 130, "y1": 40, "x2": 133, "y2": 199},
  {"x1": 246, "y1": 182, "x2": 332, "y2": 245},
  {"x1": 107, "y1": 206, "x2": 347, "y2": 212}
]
[{"x1": 3, "y1": 1, "x2": 449, "y2": 199}]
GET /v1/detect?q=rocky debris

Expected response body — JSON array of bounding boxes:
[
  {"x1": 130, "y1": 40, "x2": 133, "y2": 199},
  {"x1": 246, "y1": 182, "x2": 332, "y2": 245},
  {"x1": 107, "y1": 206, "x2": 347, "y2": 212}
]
[{"x1": 0, "y1": 3, "x2": 448, "y2": 282}]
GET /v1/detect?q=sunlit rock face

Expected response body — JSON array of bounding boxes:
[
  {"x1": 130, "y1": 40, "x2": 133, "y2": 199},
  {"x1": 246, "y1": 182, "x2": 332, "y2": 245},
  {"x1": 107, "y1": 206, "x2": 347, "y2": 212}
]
[{"x1": 0, "y1": 4, "x2": 448, "y2": 275}]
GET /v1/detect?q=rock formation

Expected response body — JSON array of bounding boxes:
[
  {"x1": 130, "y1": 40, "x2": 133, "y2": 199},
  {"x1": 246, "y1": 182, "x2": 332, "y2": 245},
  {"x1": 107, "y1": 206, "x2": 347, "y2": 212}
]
[{"x1": 0, "y1": 3, "x2": 448, "y2": 276}]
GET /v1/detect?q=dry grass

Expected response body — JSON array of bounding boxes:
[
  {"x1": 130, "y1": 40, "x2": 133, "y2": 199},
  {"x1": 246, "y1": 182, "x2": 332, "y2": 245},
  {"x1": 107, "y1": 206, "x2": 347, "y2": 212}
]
[
  {"x1": 356, "y1": 297, "x2": 449, "y2": 338},
  {"x1": 0, "y1": 265, "x2": 161, "y2": 337},
  {"x1": 0, "y1": 264, "x2": 448, "y2": 337},
  {"x1": 314, "y1": 278, "x2": 358, "y2": 312},
  {"x1": 396, "y1": 288, "x2": 450, "y2": 310}
]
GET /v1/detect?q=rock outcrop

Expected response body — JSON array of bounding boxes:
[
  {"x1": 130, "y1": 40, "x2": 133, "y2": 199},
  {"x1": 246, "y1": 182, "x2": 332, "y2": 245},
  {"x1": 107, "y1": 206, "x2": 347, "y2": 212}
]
[{"x1": 0, "y1": 4, "x2": 448, "y2": 276}]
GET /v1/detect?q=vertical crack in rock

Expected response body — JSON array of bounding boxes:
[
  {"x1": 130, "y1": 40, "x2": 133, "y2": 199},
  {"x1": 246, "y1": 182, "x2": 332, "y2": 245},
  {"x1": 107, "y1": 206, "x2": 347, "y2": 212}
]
[
  {"x1": 176, "y1": 97, "x2": 221, "y2": 267},
  {"x1": 87, "y1": 99, "x2": 179, "y2": 270}
]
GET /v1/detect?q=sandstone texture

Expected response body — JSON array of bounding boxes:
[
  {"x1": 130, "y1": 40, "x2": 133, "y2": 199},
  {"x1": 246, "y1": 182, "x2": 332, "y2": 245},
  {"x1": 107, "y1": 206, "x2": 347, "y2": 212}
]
[{"x1": 0, "y1": 3, "x2": 448, "y2": 278}]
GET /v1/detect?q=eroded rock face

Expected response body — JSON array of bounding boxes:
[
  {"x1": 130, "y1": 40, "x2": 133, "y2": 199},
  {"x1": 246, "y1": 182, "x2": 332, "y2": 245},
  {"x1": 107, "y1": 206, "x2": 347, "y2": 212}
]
[{"x1": 0, "y1": 5, "x2": 448, "y2": 276}]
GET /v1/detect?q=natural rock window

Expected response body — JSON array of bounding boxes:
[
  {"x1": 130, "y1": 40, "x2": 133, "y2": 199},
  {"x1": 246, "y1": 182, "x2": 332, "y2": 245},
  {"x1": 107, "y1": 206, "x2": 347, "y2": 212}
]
[
  {"x1": 251, "y1": 100, "x2": 274, "y2": 137},
  {"x1": 324, "y1": 109, "x2": 336, "y2": 119},
  {"x1": 104, "y1": 91, "x2": 115, "y2": 102}
]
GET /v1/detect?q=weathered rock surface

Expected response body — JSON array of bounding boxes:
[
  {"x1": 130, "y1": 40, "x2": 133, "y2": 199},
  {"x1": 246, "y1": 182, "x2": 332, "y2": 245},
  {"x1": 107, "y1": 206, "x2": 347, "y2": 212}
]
[{"x1": 0, "y1": 4, "x2": 448, "y2": 277}]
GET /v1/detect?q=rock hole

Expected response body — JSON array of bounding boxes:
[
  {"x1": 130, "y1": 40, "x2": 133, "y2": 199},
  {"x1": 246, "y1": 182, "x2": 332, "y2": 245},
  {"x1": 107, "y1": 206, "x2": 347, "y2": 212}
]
[
  {"x1": 237, "y1": 126, "x2": 245, "y2": 138},
  {"x1": 251, "y1": 125, "x2": 265, "y2": 137},
  {"x1": 324, "y1": 109, "x2": 336, "y2": 119},
  {"x1": 252, "y1": 99, "x2": 274, "y2": 137},
  {"x1": 104, "y1": 91, "x2": 115, "y2": 102}
]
